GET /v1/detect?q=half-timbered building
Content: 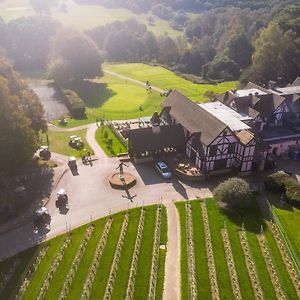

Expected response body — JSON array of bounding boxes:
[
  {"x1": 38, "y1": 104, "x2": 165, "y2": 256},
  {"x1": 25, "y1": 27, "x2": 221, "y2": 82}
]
[
  {"x1": 128, "y1": 78, "x2": 300, "y2": 175},
  {"x1": 217, "y1": 80, "x2": 300, "y2": 157}
]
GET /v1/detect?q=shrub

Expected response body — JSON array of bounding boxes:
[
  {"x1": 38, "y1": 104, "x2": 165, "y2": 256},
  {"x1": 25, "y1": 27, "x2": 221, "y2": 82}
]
[
  {"x1": 62, "y1": 89, "x2": 86, "y2": 119},
  {"x1": 285, "y1": 178, "x2": 300, "y2": 203},
  {"x1": 214, "y1": 177, "x2": 253, "y2": 209},
  {"x1": 264, "y1": 171, "x2": 291, "y2": 193}
]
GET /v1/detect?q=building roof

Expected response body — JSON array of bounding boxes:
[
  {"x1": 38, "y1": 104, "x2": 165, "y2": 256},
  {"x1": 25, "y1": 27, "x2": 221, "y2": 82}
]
[
  {"x1": 272, "y1": 86, "x2": 300, "y2": 95},
  {"x1": 236, "y1": 130, "x2": 254, "y2": 145},
  {"x1": 253, "y1": 93, "x2": 285, "y2": 117},
  {"x1": 199, "y1": 102, "x2": 250, "y2": 131},
  {"x1": 289, "y1": 77, "x2": 300, "y2": 87},
  {"x1": 163, "y1": 90, "x2": 227, "y2": 145},
  {"x1": 234, "y1": 88, "x2": 267, "y2": 97},
  {"x1": 128, "y1": 124, "x2": 185, "y2": 154}
]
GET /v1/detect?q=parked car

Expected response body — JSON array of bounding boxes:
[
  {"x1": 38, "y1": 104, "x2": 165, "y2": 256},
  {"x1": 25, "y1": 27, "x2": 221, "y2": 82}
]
[{"x1": 156, "y1": 161, "x2": 172, "y2": 179}]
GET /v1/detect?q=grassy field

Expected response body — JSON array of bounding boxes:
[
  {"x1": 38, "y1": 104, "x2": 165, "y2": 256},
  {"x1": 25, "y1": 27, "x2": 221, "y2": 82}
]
[
  {"x1": 53, "y1": 74, "x2": 163, "y2": 127},
  {"x1": 95, "y1": 125, "x2": 127, "y2": 156},
  {"x1": 47, "y1": 129, "x2": 94, "y2": 157},
  {"x1": 0, "y1": 0, "x2": 182, "y2": 38},
  {"x1": 268, "y1": 192, "x2": 300, "y2": 265},
  {"x1": 54, "y1": 63, "x2": 237, "y2": 127},
  {"x1": 105, "y1": 63, "x2": 238, "y2": 101},
  {"x1": 0, "y1": 205, "x2": 166, "y2": 300},
  {"x1": 176, "y1": 198, "x2": 298, "y2": 300}
]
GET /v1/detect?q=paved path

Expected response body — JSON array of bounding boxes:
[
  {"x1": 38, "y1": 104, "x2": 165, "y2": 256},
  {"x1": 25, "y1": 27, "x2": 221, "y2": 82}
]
[
  {"x1": 163, "y1": 200, "x2": 181, "y2": 300},
  {"x1": 103, "y1": 69, "x2": 165, "y2": 93},
  {"x1": 48, "y1": 123, "x2": 90, "y2": 132}
]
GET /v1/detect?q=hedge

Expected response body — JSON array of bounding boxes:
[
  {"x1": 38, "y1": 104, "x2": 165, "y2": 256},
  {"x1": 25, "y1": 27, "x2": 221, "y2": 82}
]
[
  {"x1": 62, "y1": 89, "x2": 86, "y2": 119},
  {"x1": 265, "y1": 171, "x2": 300, "y2": 204},
  {"x1": 54, "y1": 83, "x2": 86, "y2": 119},
  {"x1": 264, "y1": 171, "x2": 291, "y2": 193},
  {"x1": 285, "y1": 179, "x2": 300, "y2": 203}
]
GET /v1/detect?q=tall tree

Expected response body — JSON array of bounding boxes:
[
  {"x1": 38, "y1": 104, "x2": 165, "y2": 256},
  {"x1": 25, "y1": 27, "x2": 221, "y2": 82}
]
[
  {"x1": 241, "y1": 22, "x2": 300, "y2": 85},
  {"x1": 0, "y1": 58, "x2": 46, "y2": 175},
  {"x1": 48, "y1": 28, "x2": 103, "y2": 83},
  {"x1": 226, "y1": 33, "x2": 254, "y2": 69},
  {"x1": 4, "y1": 16, "x2": 60, "y2": 71}
]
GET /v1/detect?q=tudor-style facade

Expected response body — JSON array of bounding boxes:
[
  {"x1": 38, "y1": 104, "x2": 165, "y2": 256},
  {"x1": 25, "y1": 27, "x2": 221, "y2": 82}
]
[
  {"x1": 160, "y1": 91, "x2": 258, "y2": 174},
  {"x1": 128, "y1": 78, "x2": 300, "y2": 174}
]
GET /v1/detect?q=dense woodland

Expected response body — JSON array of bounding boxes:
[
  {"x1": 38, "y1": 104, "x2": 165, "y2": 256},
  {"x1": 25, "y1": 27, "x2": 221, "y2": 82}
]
[
  {"x1": 75, "y1": 0, "x2": 298, "y2": 13},
  {"x1": 0, "y1": 1, "x2": 298, "y2": 86}
]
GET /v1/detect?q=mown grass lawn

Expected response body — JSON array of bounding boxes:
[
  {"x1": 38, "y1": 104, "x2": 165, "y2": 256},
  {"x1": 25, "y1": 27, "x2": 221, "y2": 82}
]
[
  {"x1": 176, "y1": 198, "x2": 297, "y2": 300},
  {"x1": 0, "y1": 205, "x2": 166, "y2": 300},
  {"x1": 53, "y1": 74, "x2": 163, "y2": 127},
  {"x1": 267, "y1": 192, "x2": 300, "y2": 268},
  {"x1": 95, "y1": 125, "x2": 127, "y2": 156},
  {"x1": 105, "y1": 63, "x2": 238, "y2": 101},
  {"x1": 47, "y1": 129, "x2": 94, "y2": 157}
]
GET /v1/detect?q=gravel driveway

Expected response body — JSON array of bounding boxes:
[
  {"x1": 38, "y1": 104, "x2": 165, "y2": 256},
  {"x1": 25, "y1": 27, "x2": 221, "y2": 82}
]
[{"x1": 30, "y1": 80, "x2": 69, "y2": 121}]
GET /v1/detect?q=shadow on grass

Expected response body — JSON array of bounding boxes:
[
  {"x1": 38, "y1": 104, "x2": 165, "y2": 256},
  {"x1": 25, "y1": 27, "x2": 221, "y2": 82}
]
[
  {"x1": 218, "y1": 200, "x2": 267, "y2": 234},
  {"x1": 66, "y1": 81, "x2": 116, "y2": 108},
  {"x1": 0, "y1": 245, "x2": 39, "y2": 299}
]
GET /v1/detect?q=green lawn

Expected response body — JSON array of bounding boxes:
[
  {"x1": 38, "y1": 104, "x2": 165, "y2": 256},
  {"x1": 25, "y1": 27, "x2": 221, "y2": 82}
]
[
  {"x1": 95, "y1": 125, "x2": 127, "y2": 156},
  {"x1": 53, "y1": 74, "x2": 163, "y2": 127},
  {"x1": 0, "y1": 0, "x2": 182, "y2": 38},
  {"x1": 54, "y1": 63, "x2": 237, "y2": 128},
  {"x1": 176, "y1": 198, "x2": 297, "y2": 300},
  {"x1": 0, "y1": 205, "x2": 166, "y2": 300},
  {"x1": 105, "y1": 63, "x2": 238, "y2": 102},
  {"x1": 47, "y1": 129, "x2": 94, "y2": 157},
  {"x1": 268, "y1": 192, "x2": 300, "y2": 268}
]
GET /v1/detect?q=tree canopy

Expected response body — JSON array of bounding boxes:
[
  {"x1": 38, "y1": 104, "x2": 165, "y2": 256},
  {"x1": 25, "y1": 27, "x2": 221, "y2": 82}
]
[
  {"x1": 0, "y1": 58, "x2": 46, "y2": 175},
  {"x1": 48, "y1": 28, "x2": 103, "y2": 83},
  {"x1": 241, "y1": 22, "x2": 300, "y2": 85},
  {"x1": 3, "y1": 16, "x2": 60, "y2": 71},
  {"x1": 214, "y1": 177, "x2": 253, "y2": 209}
]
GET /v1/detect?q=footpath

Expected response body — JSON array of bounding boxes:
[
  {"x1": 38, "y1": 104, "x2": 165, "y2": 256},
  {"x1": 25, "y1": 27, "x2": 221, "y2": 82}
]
[{"x1": 103, "y1": 69, "x2": 165, "y2": 93}]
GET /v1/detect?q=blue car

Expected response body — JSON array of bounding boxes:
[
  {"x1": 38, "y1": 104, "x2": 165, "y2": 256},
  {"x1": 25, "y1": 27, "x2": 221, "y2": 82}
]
[{"x1": 156, "y1": 161, "x2": 172, "y2": 179}]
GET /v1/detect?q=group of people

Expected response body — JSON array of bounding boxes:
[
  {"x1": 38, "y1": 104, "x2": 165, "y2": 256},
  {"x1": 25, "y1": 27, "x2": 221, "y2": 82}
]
[
  {"x1": 145, "y1": 80, "x2": 152, "y2": 93},
  {"x1": 82, "y1": 151, "x2": 92, "y2": 166}
]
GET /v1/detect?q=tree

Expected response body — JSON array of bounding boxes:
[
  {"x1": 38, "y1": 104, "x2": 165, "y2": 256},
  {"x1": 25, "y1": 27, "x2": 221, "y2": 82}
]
[
  {"x1": 48, "y1": 28, "x2": 103, "y2": 83},
  {"x1": 0, "y1": 58, "x2": 46, "y2": 175},
  {"x1": 214, "y1": 177, "x2": 253, "y2": 209},
  {"x1": 226, "y1": 33, "x2": 254, "y2": 69},
  {"x1": 157, "y1": 35, "x2": 179, "y2": 65},
  {"x1": 4, "y1": 16, "x2": 60, "y2": 71},
  {"x1": 241, "y1": 22, "x2": 300, "y2": 85}
]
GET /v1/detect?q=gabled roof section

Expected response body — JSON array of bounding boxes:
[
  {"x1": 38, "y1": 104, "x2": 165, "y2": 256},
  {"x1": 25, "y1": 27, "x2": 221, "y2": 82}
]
[
  {"x1": 163, "y1": 90, "x2": 227, "y2": 145},
  {"x1": 245, "y1": 82, "x2": 270, "y2": 94},
  {"x1": 253, "y1": 93, "x2": 285, "y2": 117},
  {"x1": 128, "y1": 124, "x2": 185, "y2": 154},
  {"x1": 289, "y1": 77, "x2": 300, "y2": 87},
  {"x1": 236, "y1": 130, "x2": 255, "y2": 145}
]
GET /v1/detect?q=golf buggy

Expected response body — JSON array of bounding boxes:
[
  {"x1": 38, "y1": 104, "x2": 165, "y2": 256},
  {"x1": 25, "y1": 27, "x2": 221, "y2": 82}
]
[
  {"x1": 34, "y1": 207, "x2": 51, "y2": 231},
  {"x1": 56, "y1": 188, "x2": 69, "y2": 213},
  {"x1": 69, "y1": 135, "x2": 84, "y2": 149}
]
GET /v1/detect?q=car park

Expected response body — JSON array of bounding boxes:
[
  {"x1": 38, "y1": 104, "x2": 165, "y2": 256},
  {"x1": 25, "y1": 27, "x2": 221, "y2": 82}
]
[{"x1": 156, "y1": 161, "x2": 172, "y2": 179}]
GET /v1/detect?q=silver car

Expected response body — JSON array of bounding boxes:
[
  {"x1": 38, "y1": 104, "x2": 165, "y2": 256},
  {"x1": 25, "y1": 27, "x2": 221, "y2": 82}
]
[{"x1": 156, "y1": 162, "x2": 172, "y2": 179}]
